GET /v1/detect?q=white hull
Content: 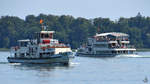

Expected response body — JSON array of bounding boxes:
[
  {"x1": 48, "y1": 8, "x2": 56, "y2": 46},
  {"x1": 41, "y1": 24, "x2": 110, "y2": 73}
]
[
  {"x1": 7, "y1": 57, "x2": 69, "y2": 64},
  {"x1": 115, "y1": 54, "x2": 139, "y2": 58},
  {"x1": 77, "y1": 53, "x2": 138, "y2": 57}
]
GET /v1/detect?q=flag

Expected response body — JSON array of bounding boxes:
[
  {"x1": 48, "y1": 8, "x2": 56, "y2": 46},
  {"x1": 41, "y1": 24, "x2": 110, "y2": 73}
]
[{"x1": 40, "y1": 19, "x2": 43, "y2": 24}]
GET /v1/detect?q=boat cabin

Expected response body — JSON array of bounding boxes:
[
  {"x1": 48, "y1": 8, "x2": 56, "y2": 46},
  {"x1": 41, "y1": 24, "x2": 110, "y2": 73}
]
[
  {"x1": 18, "y1": 39, "x2": 30, "y2": 47},
  {"x1": 36, "y1": 31, "x2": 58, "y2": 44},
  {"x1": 40, "y1": 31, "x2": 54, "y2": 39},
  {"x1": 94, "y1": 32, "x2": 129, "y2": 41},
  {"x1": 89, "y1": 32, "x2": 131, "y2": 48}
]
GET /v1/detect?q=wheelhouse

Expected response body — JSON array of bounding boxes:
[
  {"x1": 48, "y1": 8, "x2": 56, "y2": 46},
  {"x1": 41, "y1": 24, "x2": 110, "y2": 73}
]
[{"x1": 18, "y1": 39, "x2": 30, "y2": 47}]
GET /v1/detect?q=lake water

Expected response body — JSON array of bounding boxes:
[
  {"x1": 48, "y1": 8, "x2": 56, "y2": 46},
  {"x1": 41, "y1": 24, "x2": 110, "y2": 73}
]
[{"x1": 0, "y1": 51, "x2": 150, "y2": 84}]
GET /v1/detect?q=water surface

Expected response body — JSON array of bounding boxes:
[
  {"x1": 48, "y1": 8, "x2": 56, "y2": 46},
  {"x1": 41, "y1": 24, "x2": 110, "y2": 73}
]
[{"x1": 0, "y1": 51, "x2": 150, "y2": 84}]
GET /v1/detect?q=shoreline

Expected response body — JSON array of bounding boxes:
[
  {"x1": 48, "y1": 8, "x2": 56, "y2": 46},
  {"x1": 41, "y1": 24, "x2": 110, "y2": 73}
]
[
  {"x1": 136, "y1": 48, "x2": 150, "y2": 51},
  {"x1": 0, "y1": 48, "x2": 9, "y2": 51}
]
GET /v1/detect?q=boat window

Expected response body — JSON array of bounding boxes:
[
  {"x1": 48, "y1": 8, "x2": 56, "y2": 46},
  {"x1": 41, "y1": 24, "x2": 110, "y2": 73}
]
[
  {"x1": 129, "y1": 51, "x2": 133, "y2": 54},
  {"x1": 51, "y1": 52, "x2": 54, "y2": 55},
  {"x1": 94, "y1": 44, "x2": 107, "y2": 48},
  {"x1": 41, "y1": 33, "x2": 52, "y2": 38},
  {"x1": 96, "y1": 51, "x2": 111, "y2": 54},
  {"x1": 20, "y1": 53, "x2": 25, "y2": 57},
  {"x1": 26, "y1": 53, "x2": 29, "y2": 56},
  {"x1": 20, "y1": 42, "x2": 28, "y2": 47},
  {"x1": 40, "y1": 53, "x2": 42, "y2": 58},
  {"x1": 14, "y1": 53, "x2": 17, "y2": 57},
  {"x1": 112, "y1": 51, "x2": 116, "y2": 54},
  {"x1": 88, "y1": 48, "x2": 92, "y2": 51},
  {"x1": 45, "y1": 34, "x2": 49, "y2": 38}
]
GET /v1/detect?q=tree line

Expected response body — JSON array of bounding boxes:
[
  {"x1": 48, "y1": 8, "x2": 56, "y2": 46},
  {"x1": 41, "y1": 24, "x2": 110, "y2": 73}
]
[{"x1": 0, "y1": 13, "x2": 150, "y2": 49}]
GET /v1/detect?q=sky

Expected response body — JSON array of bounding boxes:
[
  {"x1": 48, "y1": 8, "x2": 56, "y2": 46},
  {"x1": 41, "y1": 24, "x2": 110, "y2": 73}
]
[{"x1": 0, "y1": 0, "x2": 150, "y2": 20}]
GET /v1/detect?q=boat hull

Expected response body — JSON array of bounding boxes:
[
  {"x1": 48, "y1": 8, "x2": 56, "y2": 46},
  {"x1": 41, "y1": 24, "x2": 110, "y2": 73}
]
[
  {"x1": 77, "y1": 53, "x2": 138, "y2": 57},
  {"x1": 77, "y1": 53, "x2": 115, "y2": 57},
  {"x1": 7, "y1": 57, "x2": 69, "y2": 64}
]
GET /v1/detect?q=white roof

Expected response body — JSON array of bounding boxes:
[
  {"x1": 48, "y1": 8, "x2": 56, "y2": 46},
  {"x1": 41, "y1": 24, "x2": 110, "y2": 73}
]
[
  {"x1": 96, "y1": 32, "x2": 129, "y2": 37},
  {"x1": 18, "y1": 39, "x2": 30, "y2": 42},
  {"x1": 40, "y1": 31, "x2": 55, "y2": 33}
]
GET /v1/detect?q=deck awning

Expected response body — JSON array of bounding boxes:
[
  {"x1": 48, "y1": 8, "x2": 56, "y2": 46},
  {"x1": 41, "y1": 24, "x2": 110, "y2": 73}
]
[{"x1": 95, "y1": 32, "x2": 129, "y2": 37}]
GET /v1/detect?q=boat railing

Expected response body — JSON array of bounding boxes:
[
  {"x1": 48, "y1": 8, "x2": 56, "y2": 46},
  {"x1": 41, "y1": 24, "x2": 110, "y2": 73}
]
[
  {"x1": 109, "y1": 45, "x2": 135, "y2": 49},
  {"x1": 11, "y1": 46, "x2": 20, "y2": 51},
  {"x1": 96, "y1": 39, "x2": 129, "y2": 42}
]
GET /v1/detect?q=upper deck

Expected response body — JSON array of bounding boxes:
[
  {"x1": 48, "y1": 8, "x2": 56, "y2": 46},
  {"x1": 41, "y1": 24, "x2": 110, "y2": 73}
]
[
  {"x1": 88, "y1": 32, "x2": 130, "y2": 44},
  {"x1": 95, "y1": 32, "x2": 129, "y2": 37},
  {"x1": 40, "y1": 31, "x2": 55, "y2": 34},
  {"x1": 87, "y1": 32, "x2": 134, "y2": 49}
]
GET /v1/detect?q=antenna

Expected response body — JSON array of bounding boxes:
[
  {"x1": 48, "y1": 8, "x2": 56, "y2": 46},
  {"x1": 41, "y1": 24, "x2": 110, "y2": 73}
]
[{"x1": 43, "y1": 25, "x2": 48, "y2": 31}]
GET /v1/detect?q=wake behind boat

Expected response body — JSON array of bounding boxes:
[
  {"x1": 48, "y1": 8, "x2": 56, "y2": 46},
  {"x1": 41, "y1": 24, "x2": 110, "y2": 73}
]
[
  {"x1": 7, "y1": 20, "x2": 72, "y2": 64},
  {"x1": 77, "y1": 32, "x2": 137, "y2": 57}
]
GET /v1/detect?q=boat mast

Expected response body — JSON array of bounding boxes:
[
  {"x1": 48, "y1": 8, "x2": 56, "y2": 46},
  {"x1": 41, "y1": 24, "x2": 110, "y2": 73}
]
[
  {"x1": 40, "y1": 19, "x2": 44, "y2": 31},
  {"x1": 40, "y1": 19, "x2": 48, "y2": 31}
]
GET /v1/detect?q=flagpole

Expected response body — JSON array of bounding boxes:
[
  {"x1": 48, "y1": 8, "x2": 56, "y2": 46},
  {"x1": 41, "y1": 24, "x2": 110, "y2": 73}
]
[{"x1": 40, "y1": 19, "x2": 44, "y2": 31}]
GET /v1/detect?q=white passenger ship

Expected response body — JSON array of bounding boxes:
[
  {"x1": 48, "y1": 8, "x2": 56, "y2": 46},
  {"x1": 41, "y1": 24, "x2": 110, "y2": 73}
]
[
  {"x1": 77, "y1": 32, "x2": 137, "y2": 57},
  {"x1": 8, "y1": 22, "x2": 72, "y2": 64}
]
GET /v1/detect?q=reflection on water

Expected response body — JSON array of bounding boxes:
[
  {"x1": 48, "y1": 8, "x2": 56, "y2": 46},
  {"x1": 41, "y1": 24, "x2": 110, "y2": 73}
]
[
  {"x1": 8, "y1": 62, "x2": 77, "y2": 84},
  {"x1": 0, "y1": 62, "x2": 9, "y2": 64},
  {"x1": 12, "y1": 63, "x2": 74, "y2": 71}
]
